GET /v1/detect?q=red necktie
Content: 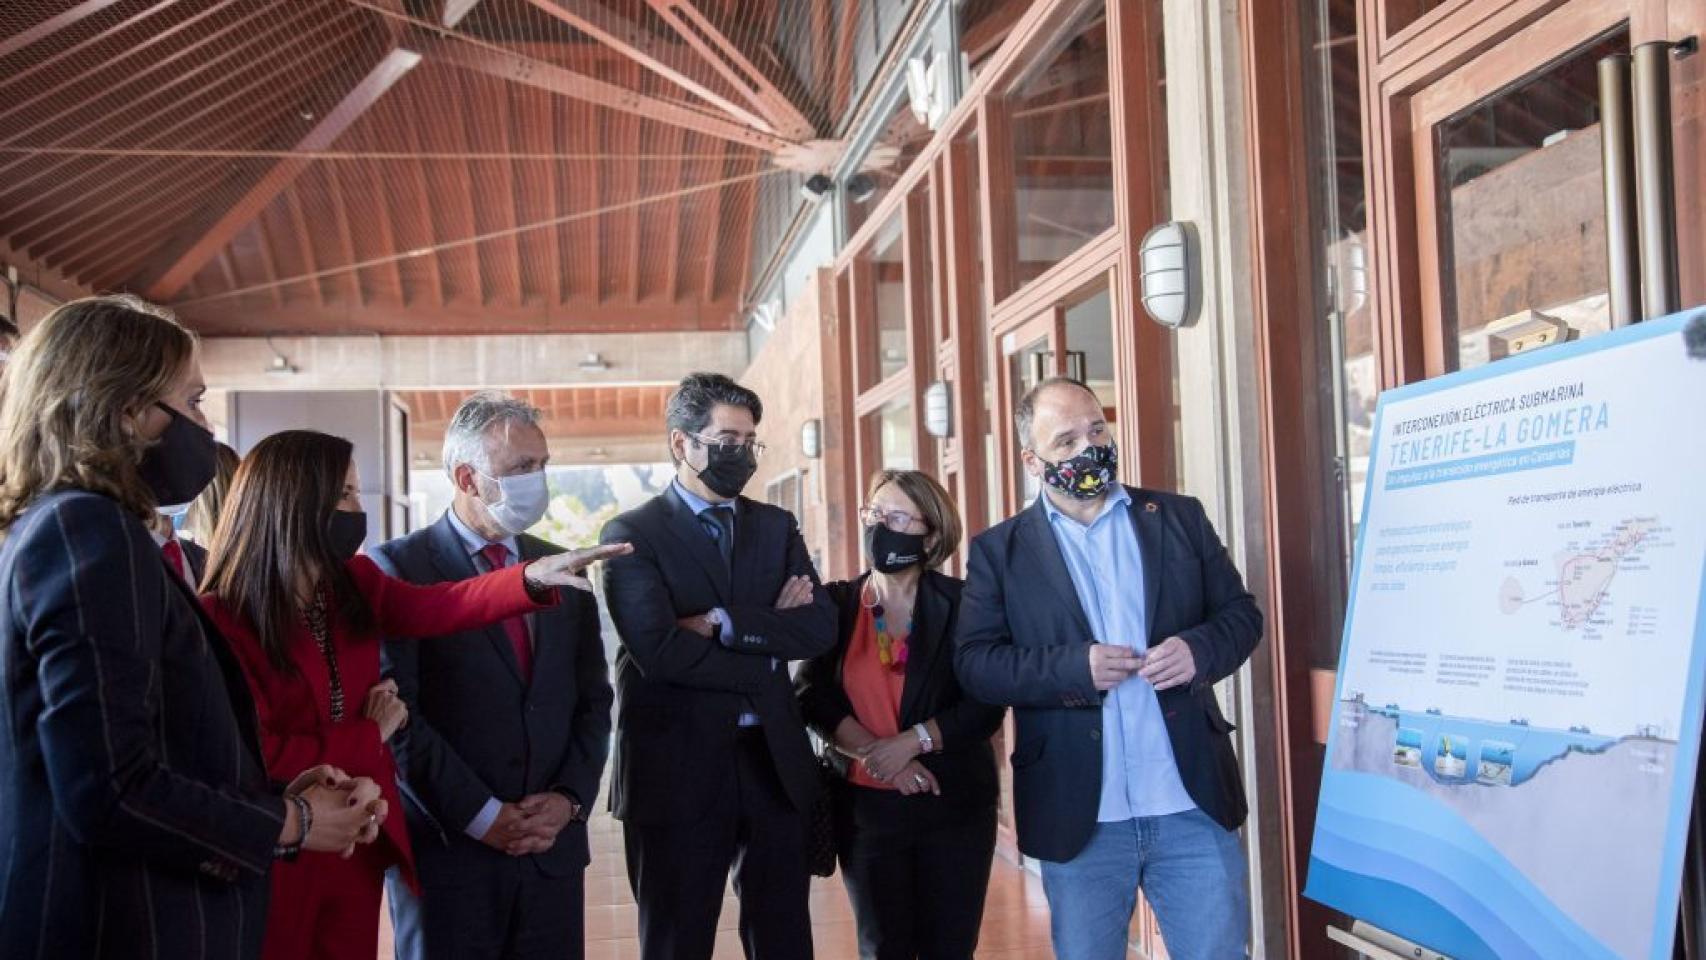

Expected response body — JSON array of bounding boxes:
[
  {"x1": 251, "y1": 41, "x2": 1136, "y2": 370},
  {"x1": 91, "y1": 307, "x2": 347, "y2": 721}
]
[
  {"x1": 480, "y1": 543, "x2": 533, "y2": 684},
  {"x1": 161, "y1": 538, "x2": 187, "y2": 584}
]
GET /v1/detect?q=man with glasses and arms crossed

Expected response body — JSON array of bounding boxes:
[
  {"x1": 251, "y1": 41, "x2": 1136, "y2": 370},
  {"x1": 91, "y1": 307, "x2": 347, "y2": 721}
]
[{"x1": 599, "y1": 372, "x2": 836, "y2": 960}]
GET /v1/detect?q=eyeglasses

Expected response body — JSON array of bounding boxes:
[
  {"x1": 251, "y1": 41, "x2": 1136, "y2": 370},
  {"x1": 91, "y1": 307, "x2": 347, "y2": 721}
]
[
  {"x1": 860, "y1": 504, "x2": 926, "y2": 533},
  {"x1": 690, "y1": 434, "x2": 767, "y2": 459}
]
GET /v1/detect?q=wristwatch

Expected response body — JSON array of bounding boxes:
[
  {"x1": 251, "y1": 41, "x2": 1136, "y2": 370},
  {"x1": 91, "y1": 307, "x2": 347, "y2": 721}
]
[{"x1": 913, "y1": 723, "x2": 935, "y2": 754}]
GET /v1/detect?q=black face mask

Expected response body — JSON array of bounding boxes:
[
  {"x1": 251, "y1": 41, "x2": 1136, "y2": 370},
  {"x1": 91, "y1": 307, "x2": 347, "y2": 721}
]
[
  {"x1": 329, "y1": 510, "x2": 367, "y2": 560},
  {"x1": 692, "y1": 441, "x2": 758, "y2": 500},
  {"x1": 137, "y1": 402, "x2": 217, "y2": 507},
  {"x1": 864, "y1": 523, "x2": 927, "y2": 574},
  {"x1": 1040, "y1": 442, "x2": 1120, "y2": 501}
]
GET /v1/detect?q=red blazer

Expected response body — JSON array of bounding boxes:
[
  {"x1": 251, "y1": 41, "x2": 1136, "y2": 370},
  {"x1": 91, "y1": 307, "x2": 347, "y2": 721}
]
[{"x1": 202, "y1": 554, "x2": 547, "y2": 890}]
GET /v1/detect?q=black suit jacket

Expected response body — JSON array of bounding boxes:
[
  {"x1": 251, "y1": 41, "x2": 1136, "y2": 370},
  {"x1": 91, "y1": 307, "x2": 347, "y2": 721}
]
[
  {"x1": 953, "y1": 487, "x2": 1262, "y2": 863},
  {"x1": 797, "y1": 572, "x2": 1004, "y2": 808},
  {"x1": 599, "y1": 486, "x2": 836, "y2": 824},
  {"x1": 372, "y1": 513, "x2": 614, "y2": 878},
  {"x1": 181, "y1": 536, "x2": 208, "y2": 587},
  {"x1": 0, "y1": 490, "x2": 283, "y2": 960}
]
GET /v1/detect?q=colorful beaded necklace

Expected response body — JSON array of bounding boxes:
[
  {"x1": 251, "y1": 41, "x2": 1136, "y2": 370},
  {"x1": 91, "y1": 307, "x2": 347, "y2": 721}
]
[{"x1": 862, "y1": 580, "x2": 911, "y2": 672}]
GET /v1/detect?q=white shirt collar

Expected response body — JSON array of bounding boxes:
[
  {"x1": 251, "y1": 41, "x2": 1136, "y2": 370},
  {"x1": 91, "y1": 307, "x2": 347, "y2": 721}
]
[{"x1": 444, "y1": 503, "x2": 519, "y2": 560}]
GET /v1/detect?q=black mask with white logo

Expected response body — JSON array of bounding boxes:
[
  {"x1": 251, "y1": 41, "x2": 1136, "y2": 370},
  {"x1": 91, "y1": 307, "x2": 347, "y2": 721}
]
[
  {"x1": 693, "y1": 441, "x2": 758, "y2": 500},
  {"x1": 329, "y1": 510, "x2": 367, "y2": 560},
  {"x1": 863, "y1": 522, "x2": 927, "y2": 574},
  {"x1": 137, "y1": 403, "x2": 217, "y2": 507}
]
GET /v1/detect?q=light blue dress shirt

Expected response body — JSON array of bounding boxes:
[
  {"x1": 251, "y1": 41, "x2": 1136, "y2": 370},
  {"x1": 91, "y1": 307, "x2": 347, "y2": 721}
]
[
  {"x1": 443, "y1": 505, "x2": 523, "y2": 842},
  {"x1": 1041, "y1": 487, "x2": 1196, "y2": 821},
  {"x1": 670, "y1": 481, "x2": 769, "y2": 726}
]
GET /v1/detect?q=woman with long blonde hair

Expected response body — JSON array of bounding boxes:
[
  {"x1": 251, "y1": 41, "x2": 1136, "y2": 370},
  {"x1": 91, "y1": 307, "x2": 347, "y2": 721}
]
[{"x1": 0, "y1": 296, "x2": 388, "y2": 960}]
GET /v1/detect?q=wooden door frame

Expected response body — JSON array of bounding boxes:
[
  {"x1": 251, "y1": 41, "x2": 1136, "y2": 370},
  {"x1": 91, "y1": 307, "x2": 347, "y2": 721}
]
[{"x1": 1244, "y1": 1, "x2": 1705, "y2": 957}]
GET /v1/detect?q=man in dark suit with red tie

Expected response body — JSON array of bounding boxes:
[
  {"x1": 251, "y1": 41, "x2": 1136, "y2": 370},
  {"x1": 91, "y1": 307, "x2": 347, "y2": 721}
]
[
  {"x1": 599, "y1": 372, "x2": 836, "y2": 960},
  {"x1": 374, "y1": 392, "x2": 613, "y2": 960}
]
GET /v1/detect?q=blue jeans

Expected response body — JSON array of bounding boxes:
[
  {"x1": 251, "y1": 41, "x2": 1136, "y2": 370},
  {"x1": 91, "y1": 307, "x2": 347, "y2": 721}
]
[{"x1": 1039, "y1": 810, "x2": 1249, "y2": 960}]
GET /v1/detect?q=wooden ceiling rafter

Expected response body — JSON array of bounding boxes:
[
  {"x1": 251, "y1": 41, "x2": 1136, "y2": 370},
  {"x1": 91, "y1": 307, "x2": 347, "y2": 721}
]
[
  {"x1": 133, "y1": 44, "x2": 422, "y2": 301},
  {"x1": 408, "y1": 28, "x2": 789, "y2": 153},
  {"x1": 643, "y1": 0, "x2": 815, "y2": 140},
  {"x1": 399, "y1": 116, "x2": 451, "y2": 306},
  {"x1": 322, "y1": 162, "x2": 367, "y2": 306},
  {"x1": 0, "y1": 0, "x2": 126, "y2": 62},
  {"x1": 0, "y1": 5, "x2": 369, "y2": 223},
  {"x1": 519, "y1": 0, "x2": 771, "y2": 134},
  {"x1": 515, "y1": 86, "x2": 563, "y2": 307}
]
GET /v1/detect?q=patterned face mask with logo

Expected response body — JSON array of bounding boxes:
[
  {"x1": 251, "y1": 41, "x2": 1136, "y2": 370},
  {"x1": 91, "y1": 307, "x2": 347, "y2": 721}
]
[{"x1": 1038, "y1": 441, "x2": 1119, "y2": 501}]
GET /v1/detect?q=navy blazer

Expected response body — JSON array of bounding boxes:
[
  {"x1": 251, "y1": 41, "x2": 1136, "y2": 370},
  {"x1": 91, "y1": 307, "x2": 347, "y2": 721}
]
[
  {"x1": 953, "y1": 487, "x2": 1262, "y2": 863},
  {"x1": 372, "y1": 512, "x2": 614, "y2": 878},
  {"x1": 797, "y1": 572, "x2": 1004, "y2": 808},
  {"x1": 599, "y1": 487, "x2": 836, "y2": 824},
  {"x1": 0, "y1": 490, "x2": 283, "y2": 960}
]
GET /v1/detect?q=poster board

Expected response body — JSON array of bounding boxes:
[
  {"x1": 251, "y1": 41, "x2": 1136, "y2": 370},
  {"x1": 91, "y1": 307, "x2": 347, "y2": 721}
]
[{"x1": 1306, "y1": 309, "x2": 1706, "y2": 960}]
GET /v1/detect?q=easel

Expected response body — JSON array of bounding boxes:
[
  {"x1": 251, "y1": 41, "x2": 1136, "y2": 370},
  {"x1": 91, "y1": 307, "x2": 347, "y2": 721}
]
[{"x1": 1327, "y1": 922, "x2": 1450, "y2": 960}]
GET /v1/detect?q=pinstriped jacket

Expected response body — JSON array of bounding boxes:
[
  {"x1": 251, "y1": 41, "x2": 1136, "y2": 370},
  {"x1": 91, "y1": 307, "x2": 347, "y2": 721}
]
[{"x1": 0, "y1": 490, "x2": 284, "y2": 960}]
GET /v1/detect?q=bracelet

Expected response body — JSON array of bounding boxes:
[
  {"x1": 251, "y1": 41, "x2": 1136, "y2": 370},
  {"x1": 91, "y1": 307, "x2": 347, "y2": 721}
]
[
  {"x1": 913, "y1": 723, "x2": 935, "y2": 754},
  {"x1": 274, "y1": 792, "x2": 311, "y2": 861}
]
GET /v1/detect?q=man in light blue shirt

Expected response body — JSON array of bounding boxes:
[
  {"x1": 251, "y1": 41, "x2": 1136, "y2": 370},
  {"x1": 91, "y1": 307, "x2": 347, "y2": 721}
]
[{"x1": 955, "y1": 377, "x2": 1262, "y2": 960}]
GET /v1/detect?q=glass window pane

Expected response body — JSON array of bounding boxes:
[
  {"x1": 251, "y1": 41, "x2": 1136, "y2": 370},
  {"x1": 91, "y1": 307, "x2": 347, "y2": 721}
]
[
  {"x1": 1006, "y1": 2, "x2": 1114, "y2": 289},
  {"x1": 1007, "y1": 333, "x2": 1050, "y2": 503},
  {"x1": 861, "y1": 214, "x2": 909, "y2": 390},
  {"x1": 1063, "y1": 280, "x2": 1116, "y2": 418},
  {"x1": 866, "y1": 399, "x2": 916, "y2": 470},
  {"x1": 1435, "y1": 31, "x2": 1627, "y2": 371},
  {"x1": 847, "y1": 95, "x2": 936, "y2": 237}
]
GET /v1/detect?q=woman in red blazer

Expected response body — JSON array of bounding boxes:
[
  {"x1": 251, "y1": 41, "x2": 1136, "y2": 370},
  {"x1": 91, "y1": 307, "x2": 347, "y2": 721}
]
[{"x1": 200, "y1": 430, "x2": 627, "y2": 960}]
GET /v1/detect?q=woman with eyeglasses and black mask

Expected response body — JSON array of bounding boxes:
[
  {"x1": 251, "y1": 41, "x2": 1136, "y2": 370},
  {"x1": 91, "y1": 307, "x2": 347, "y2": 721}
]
[
  {"x1": 0, "y1": 297, "x2": 388, "y2": 960},
  {"x1": 796, "y1": 469, "x2": 1005, "y2": 960},
  {"x1": 198, "y1": 429, "x2": 630, "y2": 960}
]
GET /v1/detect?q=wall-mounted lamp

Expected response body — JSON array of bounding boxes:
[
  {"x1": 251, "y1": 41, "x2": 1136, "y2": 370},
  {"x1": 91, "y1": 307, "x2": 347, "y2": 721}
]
[
  {"x1": 1137, "y1": 221, "x2": 1199, "y2": 329},
  {"x1": 264, "y1": 337, "x2": 298, "y2": 375},
  {"x1": 923, "y1": 381, "x2": 953, "y2": 438},
  {"x1": 800, "y1": 418, "x2": 823, "y2": 459},
  {"x1": 578, "y1": 352, "x2": 610, "y2": 372}
]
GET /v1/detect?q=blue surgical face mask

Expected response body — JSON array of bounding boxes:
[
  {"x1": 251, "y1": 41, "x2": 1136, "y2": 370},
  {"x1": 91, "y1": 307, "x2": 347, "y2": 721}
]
[{"x1": 477, "y1": 469, "x2": 550, "y2": 536}]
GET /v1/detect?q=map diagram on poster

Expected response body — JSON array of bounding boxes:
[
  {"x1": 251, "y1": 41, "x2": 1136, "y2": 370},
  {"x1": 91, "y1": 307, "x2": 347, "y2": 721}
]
[{"x1": 1305, "y1": 310, "x2": 1706, "y2": 960}]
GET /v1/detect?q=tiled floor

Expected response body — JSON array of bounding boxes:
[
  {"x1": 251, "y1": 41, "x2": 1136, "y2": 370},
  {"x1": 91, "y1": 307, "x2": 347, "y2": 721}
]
[{"x1": 379, "y1": 800, "x2": 1058, "y2": 959}]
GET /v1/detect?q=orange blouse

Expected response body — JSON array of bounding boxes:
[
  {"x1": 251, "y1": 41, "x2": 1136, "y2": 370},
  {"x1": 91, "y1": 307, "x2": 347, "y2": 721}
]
[{"x1": 842, "y1": 604, "x2": 908, "y2": 791}]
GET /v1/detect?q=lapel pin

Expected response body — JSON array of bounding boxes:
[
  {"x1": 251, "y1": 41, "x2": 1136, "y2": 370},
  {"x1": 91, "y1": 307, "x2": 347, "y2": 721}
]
[{"x1": 1145, "y1": 502, "x2": 1159, "y2": 513}]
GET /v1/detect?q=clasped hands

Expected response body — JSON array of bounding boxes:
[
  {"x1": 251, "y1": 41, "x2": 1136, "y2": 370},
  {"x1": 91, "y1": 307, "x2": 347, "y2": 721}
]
[
  {"x1": 1088, "y1": 636, "x2": 1196, "y2": 692},
  {"x1": 283, "y1": 764, "x2": 389, "y2": 858},
  {"x1": 844, "y1": 733, "x2": 940, "y2": 797},
  {"x1": 676, "y1": 574, "x2": 814, "y2": 637},
  {"x1": 481, "y1": 792, "x2": 581, "y2": 857}
]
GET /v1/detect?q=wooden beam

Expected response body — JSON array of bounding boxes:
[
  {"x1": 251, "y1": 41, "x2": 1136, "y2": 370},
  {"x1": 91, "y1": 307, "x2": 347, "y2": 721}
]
[
  {"x1": 519, "y1": 0, "x2": 772, "y2": 133},
  {"x1": 284, "y1": 188, "x2": 329, "y2": 309},
  {"x1": 173, "y1": 297, "x2": 745, "y2": 337},
  {"x1": 832, "y1": 0, "x2": 860, "y2": 120},
  {"x1": 400, "y1": 120, "x2": 449, "y2": 306},
  {"x1": 417, "y1": 32, "x2": 791, "y2": 153},
  {"x1": 0, "y1": 0, "x2": 125, "y2": 62},
  {"x1": 133, "y1": 47, "x2": 421, "y2": 301},
  {"x1": 438, "y1": 0, "x2": 482, "y2": 27},
  {"x1": 960, "y1": 0, "x2": 1030, "y2": 65},
  {"x1": 517, "y1": 90, "x2": 563, "y2": 307},
  {"x1": 0, "y1": 5, "x2": 364, "y2": 209},
  {"x1": 323, "y1": 164, "x2": 366, "y2": 306},
  {"x1": 703, "y1": 137, "x2": 732, "y2": 299},
  {"x1": 644, "y1": 0, "x2": 816, "y2": 140}
]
